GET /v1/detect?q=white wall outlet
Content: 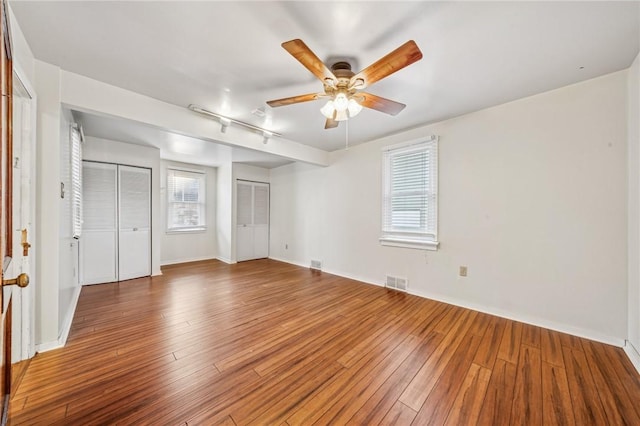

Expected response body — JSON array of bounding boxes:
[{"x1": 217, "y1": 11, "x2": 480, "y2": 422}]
[{"x1": 459, "y1": 266, "x2": 468, "y2": 277}]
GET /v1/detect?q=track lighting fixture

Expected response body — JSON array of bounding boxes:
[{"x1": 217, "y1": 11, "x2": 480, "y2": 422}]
[{"x1": 188, "y1": 105, "x2": 281, "y2": 140}]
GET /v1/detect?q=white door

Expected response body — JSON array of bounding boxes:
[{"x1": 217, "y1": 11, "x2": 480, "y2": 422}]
[
  {"x1": 118, "y1": 165, "x2": 150, "y2": 281},
  {"x1": 253, "y1": 184, "x2": 270, "y2": 258},
  {"x1": 236, "y1": 180, "x2": 269, "y2": 262},
  {"x1": 10, "y1": 71, "x2": 35, "y2": 362},
  {"x1": 236, "y1": 182, "x2": 254, "y2": 261},
  {"x1": 82, "y1": 162, "x2": 118, "y2": 284}
]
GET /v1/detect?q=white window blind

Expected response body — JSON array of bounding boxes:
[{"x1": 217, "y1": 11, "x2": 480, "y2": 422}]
[
  {"x1": 381, "y1": 136, "x2": 439, "y2": 250},
  {"x1": 167, "y1": 168, "x2": 206, "y2": 231},
  {"x1": 70, "y1": 125, "x2": 83, "y2": 239}
]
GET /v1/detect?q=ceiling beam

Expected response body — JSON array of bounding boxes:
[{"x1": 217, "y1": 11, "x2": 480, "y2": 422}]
[{"x1": 60, "y1": 70, "x2": 329, "y2": 167}]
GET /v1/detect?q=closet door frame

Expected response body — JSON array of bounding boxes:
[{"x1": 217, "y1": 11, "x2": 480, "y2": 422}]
[{"x1": 81, "y1": 160, "x2": 152, "y2": 284}]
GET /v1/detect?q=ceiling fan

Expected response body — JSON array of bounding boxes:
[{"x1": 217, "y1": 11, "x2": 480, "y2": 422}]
[{"x1": 266, "y1": 39, "x2": 423, "y2": 129}]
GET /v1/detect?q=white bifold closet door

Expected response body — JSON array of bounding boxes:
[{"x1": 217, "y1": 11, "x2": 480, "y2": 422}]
[
  {"x1": 82, "y1": 162, "x2": 150, "y2": 284},
  {"x1": 118, "y1": 165, "x2": 151, "y2": 281},
  {"x1": 236, "y1": 180, "x2": 269, "y2": 262},
  {"x1": 82, "y1": 162, "x2": 118, "y2": 284}
]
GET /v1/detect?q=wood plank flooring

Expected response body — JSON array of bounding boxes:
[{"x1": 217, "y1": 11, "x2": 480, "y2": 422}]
[{"x1": 8, "y1": 259, "x2": 640, "y2": 425}]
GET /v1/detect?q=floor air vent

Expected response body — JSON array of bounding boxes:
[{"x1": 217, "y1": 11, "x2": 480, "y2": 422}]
[
  {"x1": 385, "y1": 275, "x2": 408, "y2": 292},
  {"x1": 310, "y1": 259, "x2": 322, "y2": 271}
]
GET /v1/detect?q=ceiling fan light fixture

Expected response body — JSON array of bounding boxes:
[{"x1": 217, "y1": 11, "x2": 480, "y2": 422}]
[
  {"x1": 334, "y1": 109, "x2": 349, "y2": 122},
  {"x1": 320, "y1": 100, "x2": 335, "y2": 119},
  {"x1": 333, "y1": 92, "x2": 349, "y2": 112},
  {"x1": 347, "y1": 98, "x2": 363, "y2": 118}
]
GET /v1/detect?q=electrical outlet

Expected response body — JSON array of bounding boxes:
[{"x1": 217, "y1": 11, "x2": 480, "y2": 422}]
[{"x1": 459, "y1": 266, "x2": 468, "y2": 277}]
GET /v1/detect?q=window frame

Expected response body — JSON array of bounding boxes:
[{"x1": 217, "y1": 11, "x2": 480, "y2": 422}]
[
  {"x1": 166, "y1": 168, "x2": 207, "y2": 233},
  {"x1": 380, "y1": 135, "x2": 439, "y2": 251},
  {"x1": 70, "y1": 124, "x2": 83, "y2": 239}
]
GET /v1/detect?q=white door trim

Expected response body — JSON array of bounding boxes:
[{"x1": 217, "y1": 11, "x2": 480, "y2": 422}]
[{"x1": 13, "y1": 62, "x2": 37, "y2": 361}]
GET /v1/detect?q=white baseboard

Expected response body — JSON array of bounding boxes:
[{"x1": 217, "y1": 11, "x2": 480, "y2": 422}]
[
  {"x1": 216, "y1": 256, "x2": 235, "y2": 265},
  {"x1": 268, "y1": 256, "x2": 309, "y2": 269},
  {"x1": 407, "y1": 287, "x2": 624, "y2": 347},
  {"x1": 35, "y1": 340, "x2": 65, "y2": 353},
  {"x1": 161, "y1": 256, "x2": 217, "y2": 266},
  {"x1": 36, "y1": 284, "x2": 82, "y2": 354},
  {"x1": 624, "y1": 340, "x2": 640, "y2": 374},
  {"x1": 271, "y1": 257, "x2": 625, "y2": 348}
]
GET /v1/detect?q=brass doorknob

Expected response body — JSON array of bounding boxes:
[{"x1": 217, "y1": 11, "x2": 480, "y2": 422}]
[{"x1": 3, "y1": 273, "x2": 29, "y2": 288}]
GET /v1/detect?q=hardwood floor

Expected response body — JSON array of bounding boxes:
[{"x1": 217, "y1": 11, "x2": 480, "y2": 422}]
[{"x1": 8, "y1": 259, "x2": 640, "y2": 425}]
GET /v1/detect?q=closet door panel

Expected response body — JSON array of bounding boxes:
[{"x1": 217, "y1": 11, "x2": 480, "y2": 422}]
[
  {"x1": 82, "y1": 231, "x2": 117, "y2": 284},
  {"x1": 118, "y1": 229, "x2": 150, "y2": 280},
  {"x1": 253, "y1": 183, "x2": 269, "y2": 259},
  {"x1": 236, "y1": 181, "x2": 253, "y2": 261},
  {"x1": 118, "y1": 165, "x2": 150, "y2": 281},
  {"x1": 82, "y1": 162, "x2": 117, "y2": 285},
  {"x1": 253, "y1": 227, "x2": 269, "y2": 259},
  {"x1": 236, "y1": 226, "x2": 253, "y2": 262}
]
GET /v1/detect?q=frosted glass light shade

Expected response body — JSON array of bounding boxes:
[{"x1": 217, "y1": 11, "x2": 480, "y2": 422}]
[
  {"x1": 320, "y1": 100, "x2": 335, "y2": 119},
  {"x1": 347, "y1": 99, "x2": 363, "y2": 117},
  {"x1": 321, "y1": 94, "x2": 363, "y2": 121},
  {"x1": 334, "y1": 109, "x2": 349, "y2": 121},
  {"x1": 334, "y1": 92, "x2": 349, "y2": 112}
]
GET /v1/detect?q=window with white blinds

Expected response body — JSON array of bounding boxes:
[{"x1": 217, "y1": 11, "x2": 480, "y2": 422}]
[
  {"x1": 167, "y1": 168, "x2": 206, "y2": 231},
  {"x1": 70, "y1": 125, "x2": 83, "y2": 239},
  {"x1": 380, "y1": 136, "x2": 439, "y2": 250}
]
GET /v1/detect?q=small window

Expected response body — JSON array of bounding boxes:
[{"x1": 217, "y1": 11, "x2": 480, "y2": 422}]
[
  {"x1": 380, "y1": 136, "x2": 439, "y2": 250},
  {"x1": 70, "y1": 125, "x2": 83, "y2": 239},
  {"x1": 167, "y1": 169, "x2": 206, "y2": 232}
]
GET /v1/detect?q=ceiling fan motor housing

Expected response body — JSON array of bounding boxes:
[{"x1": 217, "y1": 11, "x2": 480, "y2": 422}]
[{"x1": 326, "y1": 61, "x2": 359, "y2": 97}]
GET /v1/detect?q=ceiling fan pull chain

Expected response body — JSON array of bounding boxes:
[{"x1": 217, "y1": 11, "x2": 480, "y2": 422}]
[{"x1": 345, "y1": 119, "x2": 349, "y2": 151}]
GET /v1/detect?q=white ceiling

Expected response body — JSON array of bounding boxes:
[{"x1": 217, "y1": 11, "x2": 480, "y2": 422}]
[{"x1": 11, "y1": 1, "x2": 640, "y2": 157}]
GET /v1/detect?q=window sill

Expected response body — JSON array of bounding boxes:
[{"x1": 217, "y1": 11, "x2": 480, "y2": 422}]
[
  {"x1": 166, "y1": 228, "x2": 207, "y2": 235},
  {"x1": 379, "y1": 237, "x2": 439, "y2": 251}
]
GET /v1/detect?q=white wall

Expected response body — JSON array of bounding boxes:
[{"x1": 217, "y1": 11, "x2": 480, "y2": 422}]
[
  {"x1": 233, "y1": 163, "x2": 270, "y2": 183},
  {"x1": 83, "y1": 137, "x2": 162, "y2": 276},
  {"x1": 160, "y1": 160, "x2": 217, "y2": 265},
  {"x1": 8, "y1": 5, "x2": 35, "y2": 85},
  {"x1": 271, "y1": 70, "x2": 628, "y2": 345},
  {"x1": 58, "y1": 109, "x2": 80, "y2": 334},
  {"x1": 270, "y1": 162, "x2": 326, "y2": 266},
  {"x1": 216, "y1": 163, "x2": 233, "y2": 263},
  {"x1": 628, "y1": 52, "x2": 640, "y2": 370},
  {"x1": 34, "y1": 60, "x2": 61, "y2": 347}
]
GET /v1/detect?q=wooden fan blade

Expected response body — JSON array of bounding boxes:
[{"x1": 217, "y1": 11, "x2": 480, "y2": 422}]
[
  {"x1": 325, "y1": 118, "x2": 339, "y2": 129},
  {"x1": 350, "y1": 40, "x2": 422, "y2": 89},
  {"x1": 266, "y1": 93, "x2": 320, "y2": 108},
  {"x1": 282, "y1": 39, "x2": 337, "y2": 84},
  {"x1": 359, "y1": 93, "x2": 406, "y2": 116}
]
